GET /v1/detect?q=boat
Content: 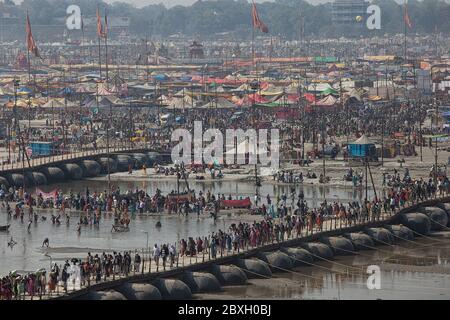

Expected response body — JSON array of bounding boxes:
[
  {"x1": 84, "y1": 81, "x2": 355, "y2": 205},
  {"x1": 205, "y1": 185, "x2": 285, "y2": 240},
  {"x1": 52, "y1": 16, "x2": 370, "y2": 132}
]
[
  {"x1": 220, "y1": 198, "x2": 252, "y2": 209},
  {"x1": 0, "y1": 225, "x2": 10, "y2": 232},
  {"x1": 111, "y1": 224, "x2": 129, "y2": 233}
]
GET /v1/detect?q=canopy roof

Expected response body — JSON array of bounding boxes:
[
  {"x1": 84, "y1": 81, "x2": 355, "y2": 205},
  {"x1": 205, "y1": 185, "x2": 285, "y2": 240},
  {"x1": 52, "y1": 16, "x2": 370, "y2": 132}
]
[
  {"x1": 199, "y1": 97, "x2": 236, "y2": 109},
  {"x1": 350, "y1": 135, "x2": 374, "y2": 145},
  {"x1": 313, "y1": 95, "x2": 337, "y2": 106}
]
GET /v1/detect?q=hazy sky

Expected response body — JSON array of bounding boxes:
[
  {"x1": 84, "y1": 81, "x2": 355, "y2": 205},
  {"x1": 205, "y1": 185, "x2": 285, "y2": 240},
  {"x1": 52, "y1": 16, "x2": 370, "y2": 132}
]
[
  {"x1": 101, "y1": 0, "x2": 333, "y2": 7},
  {"x1": 12, "y1": 0, "x2": 439, "y2": 9},
  {"x1": 98, "y1": 0, "x2": 410, "y2": 8},
  {"x1": 9, "y1": 0, "x2": 334, "y2": 7}
]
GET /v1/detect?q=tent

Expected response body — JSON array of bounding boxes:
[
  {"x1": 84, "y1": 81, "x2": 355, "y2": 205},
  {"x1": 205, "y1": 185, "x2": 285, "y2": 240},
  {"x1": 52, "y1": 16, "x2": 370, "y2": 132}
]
[
  {"x1": 41, "y1": 98, "x2": 78, "y2": 108},
  {"x1": 225, "y1": 140, "x2": 267, "y2": 158},
  {"x1": 76, "y1": 85, "x2": 94, "y2": 93},
  {"x1": 313, "y1": 95, "x2": 337, "y2": 107},
  {"x1": 247, "y1": 93, "x2": 269, "y2": 104},
  {"x1": 153, "y1": 74, "x2": 169, "y2": 82},
  {"x1": 165, "y1": 95, "x2": 197, "y2": 110},
  {"x1": 199, "y1": 97, "x2": 236, "y2": 109},
  {"x1": 303, "y1": 93, "x2": 316, "y2": 103},
  {"x1": 306, "y1": 83, "x2": 333, "y2": 93},
  {"x1": 96, "y1": 87, "x2": 114, "y2": 96},
  {"x1": 348, "y1": 135, "x2": 376, "y2": 158},
  {"x1": 17, "y1": 87, "x2": 32, "y2": 95},
  {"x1": 344, "y1": 88, "x2": 365, "y2": 103},
  {"x1": 321, "y1": 87, "x2": 339, "y2": 96}
]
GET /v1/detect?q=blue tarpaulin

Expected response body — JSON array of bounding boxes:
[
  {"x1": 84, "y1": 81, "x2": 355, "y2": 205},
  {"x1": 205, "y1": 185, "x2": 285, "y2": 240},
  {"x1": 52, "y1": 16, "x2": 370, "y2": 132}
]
[
  {"x1": 179, "y1": 76, "x2": 192, "y2": 82},
  {"x1": 18, "y1": 87, "x2": 32, "y2": 94},
  {"x1": 348, "y1": 135, "x2": 376, "y2": 158},
  {"x1": 153, "y1": 74, "x2": 169, "y2": 81}
]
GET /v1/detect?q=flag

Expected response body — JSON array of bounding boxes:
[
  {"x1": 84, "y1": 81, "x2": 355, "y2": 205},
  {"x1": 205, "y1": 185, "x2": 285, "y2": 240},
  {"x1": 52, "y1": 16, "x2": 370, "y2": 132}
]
[
  {"x1": 104, "y1": 12, "x2": 108, "y2": 38},
  {"x1": 403, "y1": 2, "x2": 412, "y2": 29},
  {"x1": 251, "y1": 1, "x2": 269, "y2": 33},
  {"x1": 96, "y1": 7, "x2": 106, "y2": 38},
  {"x1": 36, "y1": 188, "x2": 58, "y2": 201},
  {"x1": 26, "y1": 13, "x2": 41, "y2": 58}
]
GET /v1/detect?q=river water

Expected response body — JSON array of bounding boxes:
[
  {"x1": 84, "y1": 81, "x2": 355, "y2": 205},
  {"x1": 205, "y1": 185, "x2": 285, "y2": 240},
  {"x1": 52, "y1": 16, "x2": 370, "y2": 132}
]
[
  {"x1": 196, "y1": 232, "x2": 450, "y2": 300},
  {"x1": 0, "y1": 178, "x2": 372, "y2": 285},
  {"x1": 34, "y1": 178, "x2": 374, "y2": 208}
]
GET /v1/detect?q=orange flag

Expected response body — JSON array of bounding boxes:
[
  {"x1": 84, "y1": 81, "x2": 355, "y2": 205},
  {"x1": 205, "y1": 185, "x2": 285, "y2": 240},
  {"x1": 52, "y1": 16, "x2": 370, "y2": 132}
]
[
  {"x1": 96, "y1": 8, "x2": 106, "y2": 38},
  {"x1": 404, "y1": 3, "x2": 412, "y2": 29},
  {"x1": 252, "y1": 1, "x2": 269, "y2": 33},
  {"x1": 26, "y1": 13, "x2": 41, "y2": 58}
]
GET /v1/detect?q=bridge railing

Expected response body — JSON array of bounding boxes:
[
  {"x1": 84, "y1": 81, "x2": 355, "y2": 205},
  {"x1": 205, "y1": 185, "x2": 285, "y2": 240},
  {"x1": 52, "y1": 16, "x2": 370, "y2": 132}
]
[
  {"x1": 0, "y1": 142, "x2": 152, "y2": 173},
  {"x1": 6, "y1": 191, "x2": 445, "y2": 300}
]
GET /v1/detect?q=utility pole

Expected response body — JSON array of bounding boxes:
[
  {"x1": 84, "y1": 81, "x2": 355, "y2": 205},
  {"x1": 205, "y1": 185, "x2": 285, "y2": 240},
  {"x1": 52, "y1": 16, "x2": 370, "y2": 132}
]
[
  {"x1": 381, "y1": 107, "x2": 384, "y2": 167},
  {"x1": 106, "y1": 102, "x2": 112, "y2": 195},
  {"x1": 322, "y1": 119, "x2": 326, "y2": 181},
  {"x1": 365, "y1": 157, "x2": 368, "y2": 202},
  {"x1": 419, "y1": 115, "x2": 423, "y2": 162},
  {"x1": 434, "y1": 98, "x2": 438, "y2": 197}
]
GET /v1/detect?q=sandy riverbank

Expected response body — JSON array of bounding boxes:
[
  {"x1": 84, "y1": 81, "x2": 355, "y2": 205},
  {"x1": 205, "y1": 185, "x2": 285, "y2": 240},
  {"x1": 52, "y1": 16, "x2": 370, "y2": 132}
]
[{"x1": 84, "y1": 145, "x2": 450, "y2": 189}]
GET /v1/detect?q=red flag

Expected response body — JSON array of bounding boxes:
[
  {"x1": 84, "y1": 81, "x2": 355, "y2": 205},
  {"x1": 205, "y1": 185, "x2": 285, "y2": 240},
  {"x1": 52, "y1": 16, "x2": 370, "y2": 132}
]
[
  {"x1": 252, "y1": 1, "x2": 269, "y2": 33},
  {"x1": 26, "y1": 13, "x2": 41, "y2": 58},
  {"x1": 404, "y1": 3, "x2": 412, "y2": 29}
]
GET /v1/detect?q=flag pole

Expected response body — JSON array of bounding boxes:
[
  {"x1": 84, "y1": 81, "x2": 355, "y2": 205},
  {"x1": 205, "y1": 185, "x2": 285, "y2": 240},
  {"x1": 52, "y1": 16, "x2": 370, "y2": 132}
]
[
  {"x1": 27, "y1": 44, "x2": 31, "y2": 84},
  {"x1": 98, "y1": 34, "x2": 102, "y2": 80},
  {"x1": 26, "y1": 11, "x2": 31, "y2": 84},
  {"x1": 97, "y1": 7, "x2": 102, "y2": 81},
  {"x1": 251, "y1": 22, "x2": 255, "y2": 67},
  {"x1": 81, "y1": 14, "x2": 85, "y2": 60},
  {"x1": 403, "y1": 0, "x2": 410, "y2": 64},
  {"x1": 105, "y1": 10, "x2": 109, "y2": 87},
  {"x1": 404, "y1": 5, "x2": 407, "y2": 63}
]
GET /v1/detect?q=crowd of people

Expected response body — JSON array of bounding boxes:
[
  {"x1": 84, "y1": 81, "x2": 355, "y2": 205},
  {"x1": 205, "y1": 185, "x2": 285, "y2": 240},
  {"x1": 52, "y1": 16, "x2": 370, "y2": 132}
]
[{"x1": 1, "y1": 166, "x2": 448, "y2": 299}]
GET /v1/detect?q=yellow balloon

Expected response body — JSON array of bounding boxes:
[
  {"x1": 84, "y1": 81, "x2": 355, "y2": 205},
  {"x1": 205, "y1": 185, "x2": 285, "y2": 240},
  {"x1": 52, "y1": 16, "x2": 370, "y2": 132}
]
[{"x1": 355, "y1": 15, "x2": 363, "y2": 22}]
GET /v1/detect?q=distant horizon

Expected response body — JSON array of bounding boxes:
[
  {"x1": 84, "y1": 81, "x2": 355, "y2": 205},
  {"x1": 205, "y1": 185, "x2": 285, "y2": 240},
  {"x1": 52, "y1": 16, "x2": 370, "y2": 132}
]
[
  {"x1": 9, "y1": 0, "x2": 335, "y2": 9},
  {"x1": 7, "y1": 0, "x2": 446, "y2": 9}
]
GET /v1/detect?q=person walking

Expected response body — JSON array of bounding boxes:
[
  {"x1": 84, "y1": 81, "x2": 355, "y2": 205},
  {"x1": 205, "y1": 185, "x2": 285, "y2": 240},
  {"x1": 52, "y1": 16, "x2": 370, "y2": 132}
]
[
  {"x1": 161, "y1": 244, "x2": 169, "y2": 271},
  {"x1": 152, "y1": 244, "x2": 160, "y2": 271},
  {"x1": 169, "y1": 244, "x2": 176, "y2": 268},
  {"x1": 134, "y1": 252, "x2": 141, "y2": 273}
]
